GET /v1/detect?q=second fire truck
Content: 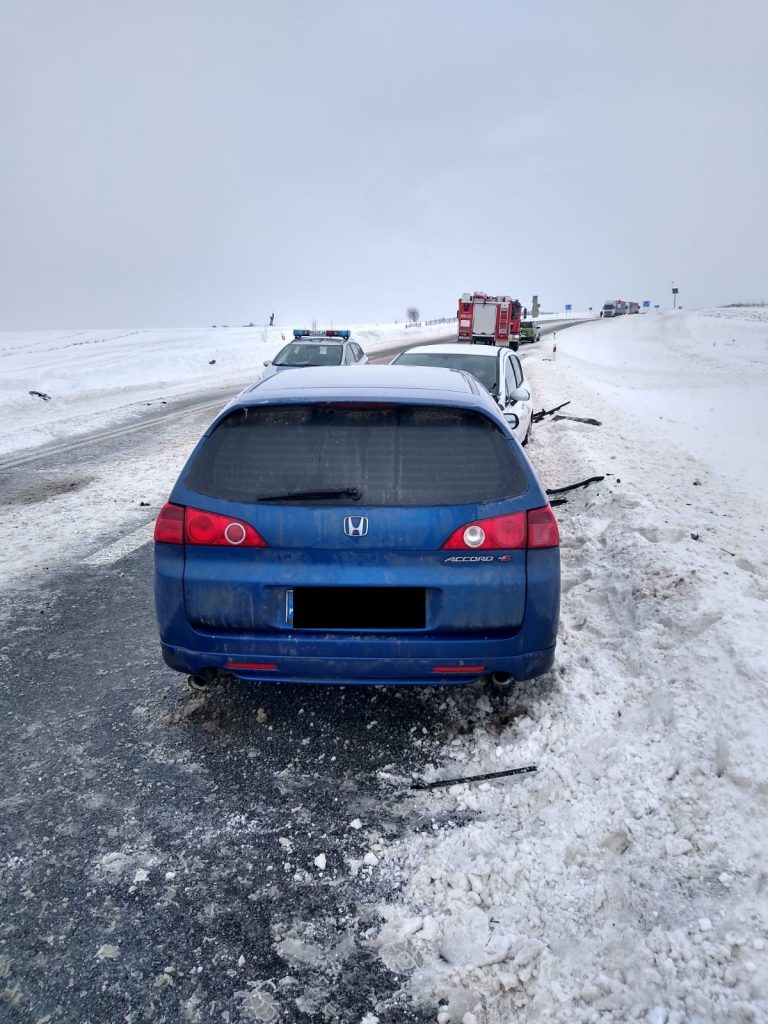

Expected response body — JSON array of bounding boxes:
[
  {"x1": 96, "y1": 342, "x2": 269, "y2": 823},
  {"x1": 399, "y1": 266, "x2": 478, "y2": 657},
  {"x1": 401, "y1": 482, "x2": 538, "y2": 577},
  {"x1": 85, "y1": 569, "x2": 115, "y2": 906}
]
[{"x1": 457, "y1": 292, "x2": 523, "y2": 350}]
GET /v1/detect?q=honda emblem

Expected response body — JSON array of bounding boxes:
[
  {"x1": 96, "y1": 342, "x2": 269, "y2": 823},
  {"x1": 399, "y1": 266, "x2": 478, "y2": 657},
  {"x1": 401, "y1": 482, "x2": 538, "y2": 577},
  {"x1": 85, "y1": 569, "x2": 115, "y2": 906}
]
[{"x1": 343, "y1": 515, "x2": 369, "y2": 537}]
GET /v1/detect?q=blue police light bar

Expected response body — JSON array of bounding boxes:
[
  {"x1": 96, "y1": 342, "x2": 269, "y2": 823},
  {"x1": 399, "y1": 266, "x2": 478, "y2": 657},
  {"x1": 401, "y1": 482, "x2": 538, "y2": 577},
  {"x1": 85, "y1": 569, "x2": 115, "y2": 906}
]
[{"x1": 293, "y1": 329, "x2": 350, "y2": 340}]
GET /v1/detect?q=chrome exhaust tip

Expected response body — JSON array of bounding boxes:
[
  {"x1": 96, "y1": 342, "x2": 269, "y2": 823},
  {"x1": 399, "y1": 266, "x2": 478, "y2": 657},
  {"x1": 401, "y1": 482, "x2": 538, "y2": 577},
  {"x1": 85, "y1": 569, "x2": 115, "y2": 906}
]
[{"x1": 489, "y1": 671, "x2": 512, "y2": 690}]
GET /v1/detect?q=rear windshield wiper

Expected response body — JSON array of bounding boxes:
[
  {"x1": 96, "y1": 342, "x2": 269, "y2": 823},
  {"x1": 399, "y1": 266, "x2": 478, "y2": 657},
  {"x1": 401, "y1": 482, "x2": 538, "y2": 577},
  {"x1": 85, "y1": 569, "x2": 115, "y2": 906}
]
[{"x1": 257, "y1": 487, "x2": 361, "y2": 503}]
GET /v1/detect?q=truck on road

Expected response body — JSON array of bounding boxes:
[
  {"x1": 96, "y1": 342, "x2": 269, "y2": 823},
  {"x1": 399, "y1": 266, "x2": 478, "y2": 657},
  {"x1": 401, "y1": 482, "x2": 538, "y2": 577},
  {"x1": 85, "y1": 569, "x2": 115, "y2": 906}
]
[
  {"x1": 601, "y1": 300, "x2": 628, "y2": 318},
  {"x1": 457, "y1": 292, "x2": 523, "y2": 349}
]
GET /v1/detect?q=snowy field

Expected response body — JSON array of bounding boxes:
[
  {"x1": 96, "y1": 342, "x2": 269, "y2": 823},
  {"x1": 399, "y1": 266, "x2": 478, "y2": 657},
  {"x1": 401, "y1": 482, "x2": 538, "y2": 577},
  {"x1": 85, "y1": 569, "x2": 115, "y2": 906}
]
[
  {"x1": 372, "y1": 308, "x2": 768, "y2": 1023},
  {"x1": 0, "y1": 319, "x2": 454, "y2": 459},
  {"x1": 2, "y1": 308, "x2": 767, "y2": 1022},
  {"x1": 0, "y1": 320, "x2": 455, "y2": 594}
]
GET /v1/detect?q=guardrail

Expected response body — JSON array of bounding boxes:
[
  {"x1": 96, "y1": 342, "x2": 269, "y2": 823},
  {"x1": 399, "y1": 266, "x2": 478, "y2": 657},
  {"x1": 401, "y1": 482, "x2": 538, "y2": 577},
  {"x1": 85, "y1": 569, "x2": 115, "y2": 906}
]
[{"x1": 404, "y1": 317, "x2": 457, "y2": 328}]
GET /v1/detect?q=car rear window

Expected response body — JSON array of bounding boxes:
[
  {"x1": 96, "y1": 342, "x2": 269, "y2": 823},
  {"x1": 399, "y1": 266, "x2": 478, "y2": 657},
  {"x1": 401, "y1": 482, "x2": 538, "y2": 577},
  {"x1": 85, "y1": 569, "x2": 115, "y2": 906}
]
[
  {"x1": 185, "y1": 404, "x2": 528, "y2": 506},
  {"x1": 394, "y1": 353, "x2": 498, "y2": 393}
]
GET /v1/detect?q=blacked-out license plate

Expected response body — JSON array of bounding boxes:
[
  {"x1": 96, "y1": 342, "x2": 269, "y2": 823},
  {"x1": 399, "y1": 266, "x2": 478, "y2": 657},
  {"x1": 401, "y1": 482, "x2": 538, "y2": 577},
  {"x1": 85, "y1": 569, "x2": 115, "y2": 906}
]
[{"x1": 289, "y1": 587, "x2": 426, "y2": 630}]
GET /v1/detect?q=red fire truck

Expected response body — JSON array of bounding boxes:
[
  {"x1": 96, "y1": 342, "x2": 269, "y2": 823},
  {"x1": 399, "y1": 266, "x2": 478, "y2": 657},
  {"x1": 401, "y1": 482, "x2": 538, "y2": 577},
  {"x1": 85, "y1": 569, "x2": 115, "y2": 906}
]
[{"x1": 457, "y1": 292, "x2": 523, "y2": 349}]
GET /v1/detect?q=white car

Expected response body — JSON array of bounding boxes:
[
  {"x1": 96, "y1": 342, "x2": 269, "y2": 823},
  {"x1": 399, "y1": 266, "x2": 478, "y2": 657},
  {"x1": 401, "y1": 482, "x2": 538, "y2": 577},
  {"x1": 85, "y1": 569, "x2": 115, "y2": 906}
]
[{"x1": 391, "y1": 343, "x2": 534, "y2": 445}]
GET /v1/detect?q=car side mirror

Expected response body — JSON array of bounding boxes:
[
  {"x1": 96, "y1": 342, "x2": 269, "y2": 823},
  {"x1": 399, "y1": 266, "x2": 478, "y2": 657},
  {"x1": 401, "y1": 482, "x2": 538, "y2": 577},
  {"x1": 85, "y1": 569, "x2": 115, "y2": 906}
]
[
  {"x1": 508, "y1": 386, "x2": 530, "y2": 403},
  {"x1": 263, "y1": 360, "x2": 272, "y2": 367}
]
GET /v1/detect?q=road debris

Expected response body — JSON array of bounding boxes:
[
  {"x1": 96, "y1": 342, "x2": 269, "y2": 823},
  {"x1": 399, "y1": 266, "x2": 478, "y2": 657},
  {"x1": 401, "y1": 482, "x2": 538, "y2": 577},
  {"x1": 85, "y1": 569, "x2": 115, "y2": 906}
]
[
  {"x1": 546, "y1": 475, "x2": 605, "y2": 496},
  {"x1": 552, "y1": 413, "x2": 602, "y2": 426},
  {"x1": 532, "y1": 400, "x2": 570, "y2": 423},
  {"x1": 412, "y1": 765, "x2": 537, "y2": 790}
]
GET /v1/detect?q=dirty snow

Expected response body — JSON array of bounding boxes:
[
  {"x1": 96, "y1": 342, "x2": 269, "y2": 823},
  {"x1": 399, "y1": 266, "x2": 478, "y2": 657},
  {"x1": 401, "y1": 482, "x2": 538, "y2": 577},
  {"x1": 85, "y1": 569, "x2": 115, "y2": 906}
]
[{"x1": 372, "y1": 308, "x2": 768, "y2": 1023}]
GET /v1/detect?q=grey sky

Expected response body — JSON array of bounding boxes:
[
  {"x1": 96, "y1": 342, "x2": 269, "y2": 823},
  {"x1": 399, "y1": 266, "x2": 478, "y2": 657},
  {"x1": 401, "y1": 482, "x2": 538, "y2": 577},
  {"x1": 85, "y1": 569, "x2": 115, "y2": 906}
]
[{"x1": 1, "y1": 0, "x2": 766, "y2": 328}]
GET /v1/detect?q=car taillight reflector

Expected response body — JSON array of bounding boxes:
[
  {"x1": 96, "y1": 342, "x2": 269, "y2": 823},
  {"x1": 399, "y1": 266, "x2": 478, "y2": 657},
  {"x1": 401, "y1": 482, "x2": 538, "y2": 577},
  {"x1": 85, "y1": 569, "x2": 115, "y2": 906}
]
[
  {"x1": 441, "y1": 506, "x2": 559, "y2": 550},
  {"x1": 154, "y1": 503, "x2": 185, "y2": 544},
  {"x1": 185, "y1": 508, "x2": 267, "y2": 547},
  {"x1": 432, "y1": 665, "x2": 486, "y2": 674},
  {"x1": 226, "y1": 661, "x2": 278, "y2": 671}
]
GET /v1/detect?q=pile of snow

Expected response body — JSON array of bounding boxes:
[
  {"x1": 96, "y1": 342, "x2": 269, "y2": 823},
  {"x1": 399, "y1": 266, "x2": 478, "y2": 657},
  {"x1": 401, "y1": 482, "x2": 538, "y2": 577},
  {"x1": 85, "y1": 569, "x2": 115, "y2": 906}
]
[
  {"x1": 0, "y1": 320, "x2": 455, "y2": 458},
  {"x1": 372, "y1": 308, "x2": 768, "y2": 1022}
]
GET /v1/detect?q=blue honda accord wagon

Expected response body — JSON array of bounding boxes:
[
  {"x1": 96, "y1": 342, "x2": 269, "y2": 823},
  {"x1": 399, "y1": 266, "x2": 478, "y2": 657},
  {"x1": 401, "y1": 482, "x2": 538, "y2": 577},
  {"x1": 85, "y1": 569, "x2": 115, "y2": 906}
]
[{"x1": 154, "y1": 365, "x2": 560, "y2": 686}]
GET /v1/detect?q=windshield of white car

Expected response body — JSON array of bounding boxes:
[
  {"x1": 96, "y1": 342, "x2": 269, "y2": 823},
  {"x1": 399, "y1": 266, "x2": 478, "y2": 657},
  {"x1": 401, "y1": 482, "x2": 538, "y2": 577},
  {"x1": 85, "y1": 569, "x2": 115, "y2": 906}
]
[
  {"x1": 273, "y1": 343, "x2": 343, "y2": 367},
  {"x1": 393, "y1": 352, "x2": 498, "y2": 393}
]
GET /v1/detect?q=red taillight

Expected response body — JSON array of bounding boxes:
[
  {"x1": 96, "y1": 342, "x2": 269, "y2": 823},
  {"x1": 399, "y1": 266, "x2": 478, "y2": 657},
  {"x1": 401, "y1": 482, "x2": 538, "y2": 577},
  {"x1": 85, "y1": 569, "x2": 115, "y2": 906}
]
[
  {"x1": 184, "y1": 508, "x2": 267, "y2": 547},
  {"x1": 441, "y1": 506, "x2": 559, "y2": 551},
  {"x1": 527, "y1": 505, "x2": 560, "y2": 549},
  {"x1": 442, "y1": 511, "x2": 527, "y2": 550},
  {"x1": 154, "y1": 503, "x2": 184, "y2": 544},
  {"x1": 154, "y1": 504, "x2": 268, "y2": 547}
]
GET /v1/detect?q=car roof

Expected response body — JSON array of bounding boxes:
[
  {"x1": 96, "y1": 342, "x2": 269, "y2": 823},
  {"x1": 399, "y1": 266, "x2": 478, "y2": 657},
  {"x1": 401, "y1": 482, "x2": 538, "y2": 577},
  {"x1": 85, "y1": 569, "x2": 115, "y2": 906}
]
[
  {"x1": 232, "y1": 365, "x2": 499, "y2": 414},
  {"x1": 397, "y1": 343, "x2": 506, "y2": 358}
]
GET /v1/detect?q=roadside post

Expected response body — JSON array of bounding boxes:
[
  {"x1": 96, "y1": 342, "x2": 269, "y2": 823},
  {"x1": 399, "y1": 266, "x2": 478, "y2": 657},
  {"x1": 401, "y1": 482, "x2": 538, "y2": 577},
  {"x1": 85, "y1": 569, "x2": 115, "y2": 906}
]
[{"x1": 552, "y1": 331, "x2": 557, "y2": 358}]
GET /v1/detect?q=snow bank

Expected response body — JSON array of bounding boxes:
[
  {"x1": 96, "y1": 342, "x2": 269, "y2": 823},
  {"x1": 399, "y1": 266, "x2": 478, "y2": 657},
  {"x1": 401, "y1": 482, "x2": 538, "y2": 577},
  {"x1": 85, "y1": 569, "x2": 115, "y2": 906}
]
[
  {"x1": 552, "y1": 307, "x2": 768, "y2": 503},
  {"x1": 0, "y1": 320, "x2": 455, "y2": 457},
  {"x1": 372, "y1": 308, "x2": 768, "y2": 1023}
]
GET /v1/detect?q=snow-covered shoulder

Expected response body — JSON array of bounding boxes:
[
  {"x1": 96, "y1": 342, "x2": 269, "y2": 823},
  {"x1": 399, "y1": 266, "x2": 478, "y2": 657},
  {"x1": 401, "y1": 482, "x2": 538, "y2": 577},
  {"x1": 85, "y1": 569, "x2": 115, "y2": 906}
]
[{"x1": 371, "y1": 307, "x2": 768, "y2": 1023}]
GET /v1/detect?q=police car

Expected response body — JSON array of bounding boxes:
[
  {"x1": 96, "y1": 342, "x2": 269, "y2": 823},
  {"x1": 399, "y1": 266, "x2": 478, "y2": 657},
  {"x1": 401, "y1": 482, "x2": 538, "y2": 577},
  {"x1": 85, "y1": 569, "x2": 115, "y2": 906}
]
[{"x1": 261, "y1": 330, "x2": 367, "y2": 380}]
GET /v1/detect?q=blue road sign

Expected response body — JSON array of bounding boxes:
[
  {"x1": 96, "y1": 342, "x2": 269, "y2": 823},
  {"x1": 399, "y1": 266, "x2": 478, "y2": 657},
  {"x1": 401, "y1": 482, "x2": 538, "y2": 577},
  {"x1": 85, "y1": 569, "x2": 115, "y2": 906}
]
[
  {"x1": 642, "y1": 300, "x2": 651, "y2": 308},
  {"x1": 565, "y1": 304, "x2": 572, "y2": 312}
]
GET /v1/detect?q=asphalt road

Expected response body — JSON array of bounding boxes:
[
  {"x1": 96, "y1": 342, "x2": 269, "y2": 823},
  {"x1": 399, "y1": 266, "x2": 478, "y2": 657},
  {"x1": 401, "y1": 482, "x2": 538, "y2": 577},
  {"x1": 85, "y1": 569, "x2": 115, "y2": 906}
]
[
  {"x1": 0, "y1": 539, "x2": 500, "y2": 1023},
  {"x1": 0, "y1": 325, "x2": 579, "y2": 1021}
]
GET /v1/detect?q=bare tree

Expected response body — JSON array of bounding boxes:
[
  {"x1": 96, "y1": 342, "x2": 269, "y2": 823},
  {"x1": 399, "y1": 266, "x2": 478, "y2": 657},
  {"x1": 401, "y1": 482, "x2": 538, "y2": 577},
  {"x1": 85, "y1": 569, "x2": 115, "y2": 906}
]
[{"x1": 406, "y1": 306, "x2": 420, "y2": 324}]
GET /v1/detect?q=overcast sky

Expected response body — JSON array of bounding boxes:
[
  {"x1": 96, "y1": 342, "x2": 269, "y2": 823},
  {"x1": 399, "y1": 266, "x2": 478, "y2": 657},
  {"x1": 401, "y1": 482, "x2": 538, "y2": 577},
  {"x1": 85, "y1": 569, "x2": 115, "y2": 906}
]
[{"x1": 1, "y1": 0, "x2": 766, "y2": 328}]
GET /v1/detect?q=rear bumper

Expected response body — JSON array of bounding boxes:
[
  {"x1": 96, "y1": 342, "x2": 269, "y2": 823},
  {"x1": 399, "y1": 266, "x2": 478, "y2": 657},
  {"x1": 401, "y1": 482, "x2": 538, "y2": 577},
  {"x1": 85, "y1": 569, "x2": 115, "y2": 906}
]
[
  {"x1": 155, "y1": 544, "x2": 560, "y2": 686},
  {"x1": 160, "y1": 638, "x2": 556, "y2": 685}
]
